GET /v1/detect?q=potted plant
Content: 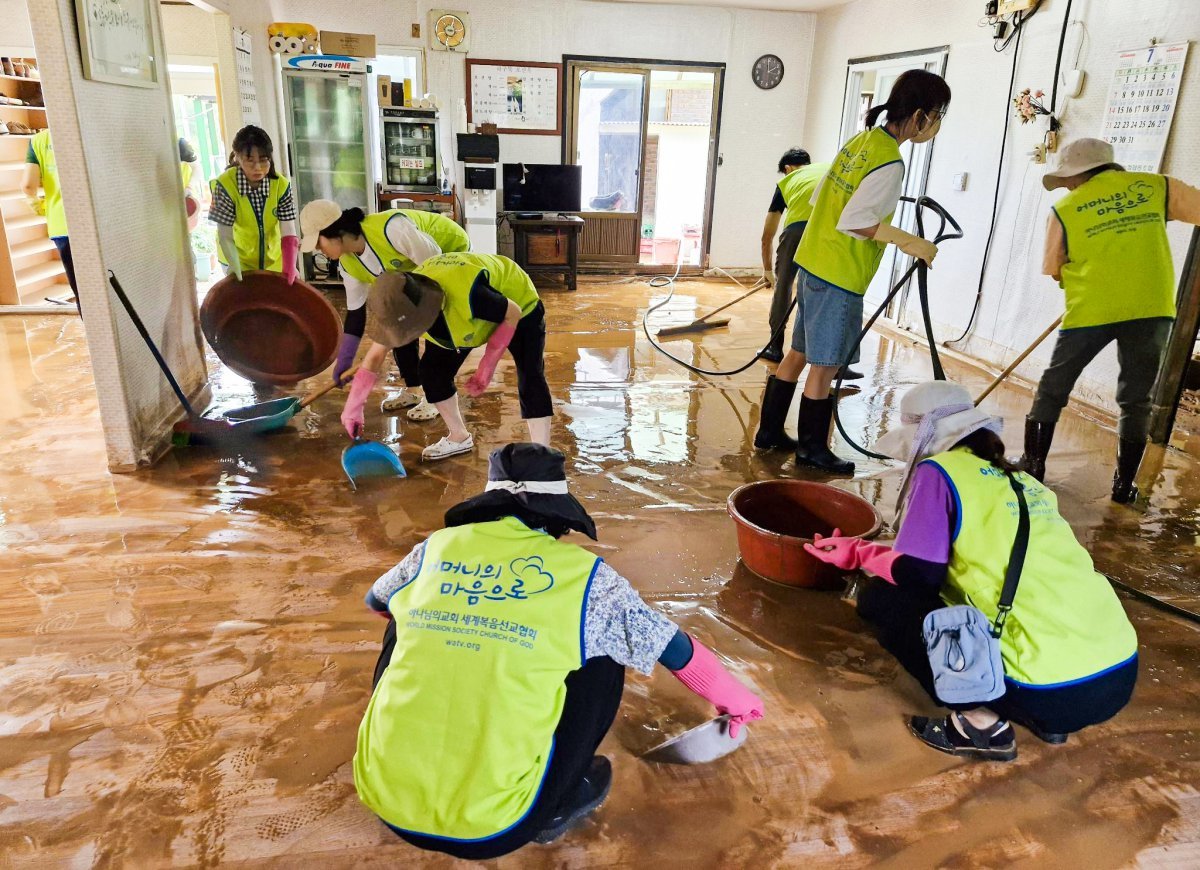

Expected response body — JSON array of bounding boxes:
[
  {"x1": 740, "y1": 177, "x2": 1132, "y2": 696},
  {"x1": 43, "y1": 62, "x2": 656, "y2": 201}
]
[{"x1": 190, "y1": 228, "x2": 217, "y2": 281}]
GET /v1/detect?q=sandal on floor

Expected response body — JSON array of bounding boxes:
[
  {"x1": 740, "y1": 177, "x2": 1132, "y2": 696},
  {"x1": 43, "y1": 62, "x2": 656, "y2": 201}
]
[
  {"x1": 406, "y1": 399, "x2": 439, "y2": 421},
  {"x1": 380, "y1": 389, "x2": 421, "y2": 412},
  {"x1": 909, "y1": 712, "x2": 1017, "y2": 761},
  {"x1": 422, "y1": 433, "x2": 474, "y2": 462}
]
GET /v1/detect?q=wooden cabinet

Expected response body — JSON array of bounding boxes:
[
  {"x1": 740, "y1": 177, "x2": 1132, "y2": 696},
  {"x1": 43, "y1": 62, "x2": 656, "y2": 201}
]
[
  {"x1": 510, "y1": 216, "x2": 584, "y2": 292},
  {"x1": 0, "y1": 58, "x2": 68, "y2": 307}
]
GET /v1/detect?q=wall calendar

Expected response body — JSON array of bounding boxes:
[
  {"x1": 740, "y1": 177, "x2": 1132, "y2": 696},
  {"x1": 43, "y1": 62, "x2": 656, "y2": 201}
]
[
  {"x1": 466, "y1": 59, "x2": 562, "y2": 136},
  {"x1": 1099, "y1": 42, "x2": 1189, "y2": 173}
]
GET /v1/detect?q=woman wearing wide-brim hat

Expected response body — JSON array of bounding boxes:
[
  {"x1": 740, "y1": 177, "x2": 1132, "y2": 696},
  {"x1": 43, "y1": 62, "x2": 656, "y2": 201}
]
[
  {"x1": 805, "y1": 381, "x2": 1138, "y2": 761},
  {"x1": 341, "y1": 252, "x2": 554, "y2": 461},
  {"x1": 354, "y1": 443, "x2": 764, "y2": 858}
]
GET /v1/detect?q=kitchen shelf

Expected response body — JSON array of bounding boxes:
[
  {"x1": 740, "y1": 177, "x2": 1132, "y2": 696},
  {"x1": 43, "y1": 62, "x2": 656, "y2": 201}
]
[
  {"x1": 0, "y1": 105, "x2": 45, "y2": 112},
  {"x1": 0, "y1": 74, "x2": 40, "y2": 83}
]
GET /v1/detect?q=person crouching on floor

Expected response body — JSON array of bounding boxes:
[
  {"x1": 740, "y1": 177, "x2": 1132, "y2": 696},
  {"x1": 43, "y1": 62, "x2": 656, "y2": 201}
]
[
  {"x1": 353, "y1": 443, "x2": 764, "y2": 859},
  {"x1": 804, "y1": 381, "x2": 1138, "y2": 760}
]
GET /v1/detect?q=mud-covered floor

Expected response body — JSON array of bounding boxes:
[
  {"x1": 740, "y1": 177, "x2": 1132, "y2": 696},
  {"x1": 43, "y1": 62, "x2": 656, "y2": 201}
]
[{"x1": 1, "y1": 277, "x2": 1198, "y2": 868}]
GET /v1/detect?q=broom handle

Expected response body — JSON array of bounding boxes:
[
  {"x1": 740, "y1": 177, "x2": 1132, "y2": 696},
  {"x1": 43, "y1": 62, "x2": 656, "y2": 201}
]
[
  {"x1": 974, "y1": 316, "x2": 1062, "y2": 406},
  {"x1": 695, "y1": 281, "x2": 766, "y2": 324},
  {"x1": 298, "y1": 365, "x2": 359, "y2": 409}
]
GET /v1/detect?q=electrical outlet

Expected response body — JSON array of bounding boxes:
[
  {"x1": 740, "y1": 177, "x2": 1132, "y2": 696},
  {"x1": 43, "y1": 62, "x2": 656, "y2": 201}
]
[
  {"x1": 998, "y1": 0, "x2": 1039, "y2": 13},
  {"x1": 1032, "y1": 143, "x2": 1047, "y2": 164},
  {"x1": 412, "y1": 23, "x2": 421, "y2": 38},
  {"x1": 1045, "y1": 130, "x2": 1059, "y2": 153},
  {"x1": 952, "y1": 172, "x2": 969, "y2": 191}
]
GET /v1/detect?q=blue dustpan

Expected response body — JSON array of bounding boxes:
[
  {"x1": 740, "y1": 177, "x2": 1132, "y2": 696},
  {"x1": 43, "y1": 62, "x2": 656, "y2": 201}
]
[{"x1": 342, "y1": 438, "x2": 406, "y2": 490}]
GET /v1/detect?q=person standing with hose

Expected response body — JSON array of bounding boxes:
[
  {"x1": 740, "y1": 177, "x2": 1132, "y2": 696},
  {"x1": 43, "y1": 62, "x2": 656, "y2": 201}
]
[
  {"x1": 753, "y1": 70, "x2": 949, "y2": 472},
  {"x1": 299, "y1": 200, "x2": 470, "y2": 421},
  {"x1": 1019, "y1": 138, "x2": 1200, "y2": 503},
  {"x1": 342, "y1": 252, "x2": 553, "y2": 461},
  {"x1": 209, "y1": 125, "x2": 299, "y2": 285}
]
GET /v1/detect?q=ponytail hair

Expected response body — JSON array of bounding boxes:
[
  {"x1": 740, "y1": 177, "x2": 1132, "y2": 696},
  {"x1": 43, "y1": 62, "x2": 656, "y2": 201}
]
[
  {"x1": 320, "y1": 206, "x2": 367, "y2": 240},
  {"x1": 865, "y1": 69, "x2": 951, "y2": 129},
  {"x1": 954, "y1": 428, "x2": 1020, "y2": 474},
  {"x1": 229, "y1": 125, "x2": 279, "y2": 179}
]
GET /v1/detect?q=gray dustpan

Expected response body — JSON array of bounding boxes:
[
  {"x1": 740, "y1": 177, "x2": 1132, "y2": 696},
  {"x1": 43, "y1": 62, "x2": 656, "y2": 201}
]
[{"x1": 641, "y1": 714, "x2": 748, "y2": 765}]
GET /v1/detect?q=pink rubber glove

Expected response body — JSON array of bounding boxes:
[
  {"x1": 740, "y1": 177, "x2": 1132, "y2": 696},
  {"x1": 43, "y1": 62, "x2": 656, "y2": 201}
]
[
  {"x1": 671, "y1": 636, "x2": 764, "y2": 738},
  {"x1": 281, "y1": 235, "x2": 300, "y2": 285},
  {"x1": 341, "y1": 368, "x2": 378, "y2": 438},
  {"x1": 804, "y1": 531, "x2": 900, "y2": 584},
  {"x1": 465, "y1": 320, "x2": 516, "y2": 397}
]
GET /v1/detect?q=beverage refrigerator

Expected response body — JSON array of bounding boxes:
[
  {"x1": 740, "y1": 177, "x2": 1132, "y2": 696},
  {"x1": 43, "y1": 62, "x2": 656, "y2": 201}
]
[
  {"x1": 281, "y1": 56, "x2": 376, "y2": 281},
  {"x1": 380, "y1": 107, "x2": 442, "y2": 193}
]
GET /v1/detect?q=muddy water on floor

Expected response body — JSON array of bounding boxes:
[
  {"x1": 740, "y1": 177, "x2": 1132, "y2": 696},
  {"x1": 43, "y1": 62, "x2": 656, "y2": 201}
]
[{"x1": 1, "y1": 283, "x2": 1199, "y2": 867}]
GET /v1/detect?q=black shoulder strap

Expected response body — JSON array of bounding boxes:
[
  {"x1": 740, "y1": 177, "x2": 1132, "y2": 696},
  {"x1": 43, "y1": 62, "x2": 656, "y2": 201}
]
[{"x1": 992, "y1": 471, "x2": 1031, "y2": 639}]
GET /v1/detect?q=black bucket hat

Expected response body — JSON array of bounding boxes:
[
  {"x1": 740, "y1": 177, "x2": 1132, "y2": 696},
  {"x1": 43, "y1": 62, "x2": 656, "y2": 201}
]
[{"x1": 444, "y1": 443, "x2": 598, "y2": 540}]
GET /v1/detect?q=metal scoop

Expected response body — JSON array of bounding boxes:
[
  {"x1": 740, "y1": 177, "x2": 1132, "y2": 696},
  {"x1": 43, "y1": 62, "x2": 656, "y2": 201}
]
[{"x1": 640, "y1": 715, "x2": 748, "y2": 765}]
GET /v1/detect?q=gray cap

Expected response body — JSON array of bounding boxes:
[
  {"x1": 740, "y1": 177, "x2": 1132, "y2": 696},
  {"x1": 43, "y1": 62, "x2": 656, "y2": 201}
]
[
  {"x1": 365, "y1": 271, "x2": 444, "y2": 348},
  {"x1": 1043, "y1": 137, "x2": 1122, "y2": 191}
]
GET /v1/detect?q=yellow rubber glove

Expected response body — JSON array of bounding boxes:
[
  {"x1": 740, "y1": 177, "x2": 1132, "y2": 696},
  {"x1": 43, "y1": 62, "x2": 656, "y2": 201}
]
[
  {"x1": 26, "y1": 197, "x2": 45, "y2": 216},
  {"x1": 875, "y1": 222, "x2": 938, "y2": 267}
]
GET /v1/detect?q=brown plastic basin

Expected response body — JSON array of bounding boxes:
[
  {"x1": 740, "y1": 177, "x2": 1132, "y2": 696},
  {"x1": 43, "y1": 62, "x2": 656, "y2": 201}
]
[
  {"x1": 727, "y1": 480, "x2": 882, "y2": 588},
  {"x1": 200, "y1": 271, "x2": 341, "y2": 386}
]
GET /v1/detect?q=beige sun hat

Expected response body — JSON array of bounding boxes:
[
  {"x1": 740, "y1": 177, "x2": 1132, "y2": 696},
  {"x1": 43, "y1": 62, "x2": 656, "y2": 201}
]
[
  {"x1": 366, "y1": 271, "x2": 445, "y2": 349},
  {"x1": 298, "y1": 199, "x2": 344, "y2": 253},
  {"x1": 1042, "y1": 137, "x2": 1123, "y2": 191},
  {"x1": 876, "y1": 381, "x2": 1003, "y2": 464}
]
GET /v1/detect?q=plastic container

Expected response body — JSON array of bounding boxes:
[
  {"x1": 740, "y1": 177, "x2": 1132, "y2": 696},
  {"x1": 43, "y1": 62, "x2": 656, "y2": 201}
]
[
  {"x1": 200, "y1": 271, "x2": 341, "y2": 386},
  {"x1": 727, "y1": 480, "x2": 882, "y2": 588}
]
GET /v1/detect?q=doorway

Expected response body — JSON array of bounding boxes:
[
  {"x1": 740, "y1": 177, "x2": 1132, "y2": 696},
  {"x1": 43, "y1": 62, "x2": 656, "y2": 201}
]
[
  {"x1": 564, "y1": 57, "x2": 723, "y2": 269},
  {"x1": 840, "y1": 48, "x2": 947, "y2": 320}
]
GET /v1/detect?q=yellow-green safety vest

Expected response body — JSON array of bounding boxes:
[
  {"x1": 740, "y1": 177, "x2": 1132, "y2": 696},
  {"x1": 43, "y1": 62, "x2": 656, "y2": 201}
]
[
  {"x1": 30, "y1": 131, "x2": 68, "y2": 238},
  {"x1": 413, "y1": 252, "x2": 540, "y2": 349},
  {"x1": 777, "y1": 162, "x2": 830, "y2": 229},
  {"x1": 339, "y1": 210, "x2": 470, "y2": 285},
  {"x1": 925, "y1": 448, "x2": 1138, "y2": 686},
  {"x1": 1053, "y1": 170, "x2": 1176, "y2": 329},
  {"x1": 181, "y1": 161, "x2": 193, "y2": 190},
  {"x1": 211, "y1": 167, "x2": 290, "y2": 272},
  {"x1": 794, "y1": 127, "x2": 903, "y2": 295},
  {"x1": 353, "y1": 516, "x2": 599, "y2": 841}
]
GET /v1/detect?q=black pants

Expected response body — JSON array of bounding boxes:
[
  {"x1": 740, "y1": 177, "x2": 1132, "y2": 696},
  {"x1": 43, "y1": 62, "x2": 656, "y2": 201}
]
[
  {"x1": 768, "y1": 222, "x2": 805, "y2": 344},
  {"x1": 371, "y1": 620, "x2": 625, "y2": 860},
  {"x1": 391, "y1": 341, "x2": 421, "y2": 388},
  {"x1": 52, "y1": 236, "x2": 80, "y2": 312},
  {"x1": 857, "y1": 578, "x2": 1137, "y2": 734},
  {"x1": 420, "y1": 302, "x2": 553, "y2": 418},
  {"x1": 1029, "y1": 317, "x2": 1172, "y2": 442}
]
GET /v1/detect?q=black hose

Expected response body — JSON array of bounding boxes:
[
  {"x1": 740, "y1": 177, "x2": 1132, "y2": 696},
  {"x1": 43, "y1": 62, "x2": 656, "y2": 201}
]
[
  {"x1": 1106, "y1": 574, "x2": 1200, "y2": 626},
  {"x1": 1049, "y1": 0, "x2": 1075, "y2": 114}
]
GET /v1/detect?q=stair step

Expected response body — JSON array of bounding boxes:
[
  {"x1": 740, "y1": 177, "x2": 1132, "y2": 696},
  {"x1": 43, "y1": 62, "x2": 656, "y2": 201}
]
[
  {"x1": 11, "y1": 237, "x2": 55, "y2": 258},
  {"x1": 6, "y1": 213, "x2": 45, "y2": 230},
  {"x1": 16, "y1": 258, "x2": 64, "y2": 287}
]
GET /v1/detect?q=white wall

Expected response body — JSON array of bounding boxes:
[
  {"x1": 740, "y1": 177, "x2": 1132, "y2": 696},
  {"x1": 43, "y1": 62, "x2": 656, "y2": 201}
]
[
  {"x1": 0, "y1": 0, "x2": 34, "y2": 53},
  {"x1": 225, "y1": 0, "x2": 817, "y2": 267},
  {"x1": 161, "y1": 3, "x2": 220, "y2": 58},
  {"x1": 30, "y1": 0, "x2": 207, "y2": 470},
  {"x1": 805, "y1": 0, "x2": 1200, "y2": 415}
]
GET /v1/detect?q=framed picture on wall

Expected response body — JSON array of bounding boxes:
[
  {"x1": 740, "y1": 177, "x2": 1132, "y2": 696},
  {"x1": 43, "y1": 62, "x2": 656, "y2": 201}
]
[
  {"x1": 74, "y1": 0, "x2": 159, "y2": 88},
  {"x1": 466, "y1": 59, "x2": 561, "y2": 135}
]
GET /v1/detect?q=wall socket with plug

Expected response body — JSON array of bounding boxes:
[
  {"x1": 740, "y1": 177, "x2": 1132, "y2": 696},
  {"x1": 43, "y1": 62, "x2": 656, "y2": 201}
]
[{"x1": 1032, "y1": 143, "x2": 1047, "y2": 164}]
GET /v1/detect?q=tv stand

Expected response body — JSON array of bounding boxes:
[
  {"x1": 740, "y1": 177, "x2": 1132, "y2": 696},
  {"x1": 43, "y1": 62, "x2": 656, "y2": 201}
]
[{"x1": 509, "y1": 214, "x2": 584, "y2": 293}]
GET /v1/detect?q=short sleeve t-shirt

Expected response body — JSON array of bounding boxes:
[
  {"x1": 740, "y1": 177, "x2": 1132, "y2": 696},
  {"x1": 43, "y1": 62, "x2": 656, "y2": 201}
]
[{"x1": 768, "y1": 187, "x2": 786, "y2": 214}]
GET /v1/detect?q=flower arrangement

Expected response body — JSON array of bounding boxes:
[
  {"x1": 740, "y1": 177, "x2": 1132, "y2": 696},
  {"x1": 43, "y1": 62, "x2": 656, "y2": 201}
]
[{"x1": 1014, "y1": 88, "x2": 1053, "y2": 124}]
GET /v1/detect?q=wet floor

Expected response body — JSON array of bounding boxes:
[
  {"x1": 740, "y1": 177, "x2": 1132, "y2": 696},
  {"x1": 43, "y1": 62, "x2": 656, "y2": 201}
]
[{"x1": 1, "y1": 277, "x2": 1198, "y2": 867}]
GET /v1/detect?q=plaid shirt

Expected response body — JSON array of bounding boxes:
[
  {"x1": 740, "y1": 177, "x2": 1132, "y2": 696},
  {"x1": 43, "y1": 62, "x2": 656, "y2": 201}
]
[{"x1": 209, "y1": 168, "x2": 296, "y2": 227}]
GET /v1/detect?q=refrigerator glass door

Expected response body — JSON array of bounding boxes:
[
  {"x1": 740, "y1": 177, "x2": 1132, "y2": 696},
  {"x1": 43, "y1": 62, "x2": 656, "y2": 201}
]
[
  {"x1": 286, "y1": 72, "x2": 371, "y2": 211},
  {"x1": 382, "y1": 115, "x2": 439, "y2": 191}
]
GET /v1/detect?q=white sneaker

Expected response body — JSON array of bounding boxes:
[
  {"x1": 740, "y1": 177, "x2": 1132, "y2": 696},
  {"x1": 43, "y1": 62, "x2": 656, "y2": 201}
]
[
  {"x1": 381, "y1": 388, "x2": 422, "y2": 412},
  {"x1": 406, "y1": 399, "x2": 439, "y2": 421},
  {"x1": 422, "y1": 433, "x2": 474, "y2": 462}
]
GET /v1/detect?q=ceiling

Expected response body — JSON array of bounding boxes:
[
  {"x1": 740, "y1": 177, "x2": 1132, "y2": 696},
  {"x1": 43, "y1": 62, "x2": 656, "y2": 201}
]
[{"x1": 601, "y1": 0, "x2": 854, "y2": 11}]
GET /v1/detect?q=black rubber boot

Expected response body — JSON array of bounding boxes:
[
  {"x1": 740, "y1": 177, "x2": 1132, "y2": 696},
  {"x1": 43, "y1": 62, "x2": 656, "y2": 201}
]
[
  {"x1": 1112, "y1": 438, "x2": 1146, "y2": 504},
  {"x1": 760, "y1": 339, "x2": 784, "y2": 363},
  {"x1": 837, "y1": 367, "x2": 864, "y2": 381},
  {"x1": 794, "y1": 395, "x2": 855, "y2": 475},
  {"x1": 754, "y1": 376, "x2": 799, "y2": 451},
  {"x1": 533, "y1": 756, "x2": 612, "y2": 844},
  {"x1": 1020, "y1": 417, "x2": 1056, "y2": 483}
]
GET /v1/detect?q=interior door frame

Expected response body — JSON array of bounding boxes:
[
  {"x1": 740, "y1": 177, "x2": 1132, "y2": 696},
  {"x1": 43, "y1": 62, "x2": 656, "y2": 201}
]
[
  {"x1": 563, "y1": 54, "x2": 725, "y2": 269},
  {"x1": 838, "y1": 47, "x2": 949, "y2": 320}
]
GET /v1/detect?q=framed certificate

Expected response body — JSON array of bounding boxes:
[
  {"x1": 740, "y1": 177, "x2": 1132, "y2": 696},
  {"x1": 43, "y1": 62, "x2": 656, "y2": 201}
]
[
  {"x1": 466, "y1": 59, "x2": 562, "y2": 135},
  {"x1": 75, "y1": 0, "x2": 159, "y2": 88}
]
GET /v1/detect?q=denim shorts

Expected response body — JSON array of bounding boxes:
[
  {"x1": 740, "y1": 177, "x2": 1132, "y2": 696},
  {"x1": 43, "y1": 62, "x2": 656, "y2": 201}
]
[{"x1": 791, "y1": 268, "x2": 865, "y2": 367}]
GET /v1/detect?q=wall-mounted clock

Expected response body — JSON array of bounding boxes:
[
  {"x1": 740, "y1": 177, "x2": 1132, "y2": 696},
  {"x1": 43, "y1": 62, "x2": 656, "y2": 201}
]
[
  {"x1": 752, "y1": 54, "x2": 784, "y2": 90},
  {"x1": 429, "y1": 9, "x2": 470, "y2": 53}
]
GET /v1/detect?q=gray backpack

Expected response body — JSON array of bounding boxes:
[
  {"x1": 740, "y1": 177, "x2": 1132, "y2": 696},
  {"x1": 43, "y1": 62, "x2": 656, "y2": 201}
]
[{"x1": 922, "y1": 472, "x2": 1030, "y2": 705}]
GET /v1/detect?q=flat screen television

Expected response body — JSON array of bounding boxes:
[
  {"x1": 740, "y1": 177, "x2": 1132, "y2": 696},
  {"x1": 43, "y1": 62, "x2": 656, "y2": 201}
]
[{"x1": 502, "y1": 163, "x2": 582, "y2": 213}]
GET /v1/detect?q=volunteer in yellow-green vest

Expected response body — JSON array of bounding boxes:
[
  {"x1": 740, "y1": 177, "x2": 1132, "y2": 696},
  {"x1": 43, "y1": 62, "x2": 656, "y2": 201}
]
[
  {"x1": 340, "y1": 251, "x2": 553, "y2": 462},
  {"x1": 806, "y1": 382, "x2": 1138, "y2": 761},
  {"x1": 22, "y1": 130, "x2": 79, "y2": 311},
  {"x1": 355, "y1": 443, "x2": 764, "y2": 859},
  {"x1": 755, "y1": 71, "x2": 949, "y2": 474},
  {"x1": 299, "y1": 201, "x2": 470, "y2": 423},
  {"x1": 208, "y1": 125, "x2": 299, "y2": 284},
  {"x1": 760, "y1": 149, "x2": 843, "y2": 369},
  {"x1": 180, "y1": 137, "x2": 202, "y2": 232},
  {"x1": 1020, "y1": 137, "x2": 1200, "y2": 503}
]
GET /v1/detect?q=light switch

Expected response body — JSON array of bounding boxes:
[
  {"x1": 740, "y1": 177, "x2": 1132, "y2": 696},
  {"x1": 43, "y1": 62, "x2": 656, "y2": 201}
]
[{"x1": 951, "y1": 172, "x2": 968, "y2": 191}]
